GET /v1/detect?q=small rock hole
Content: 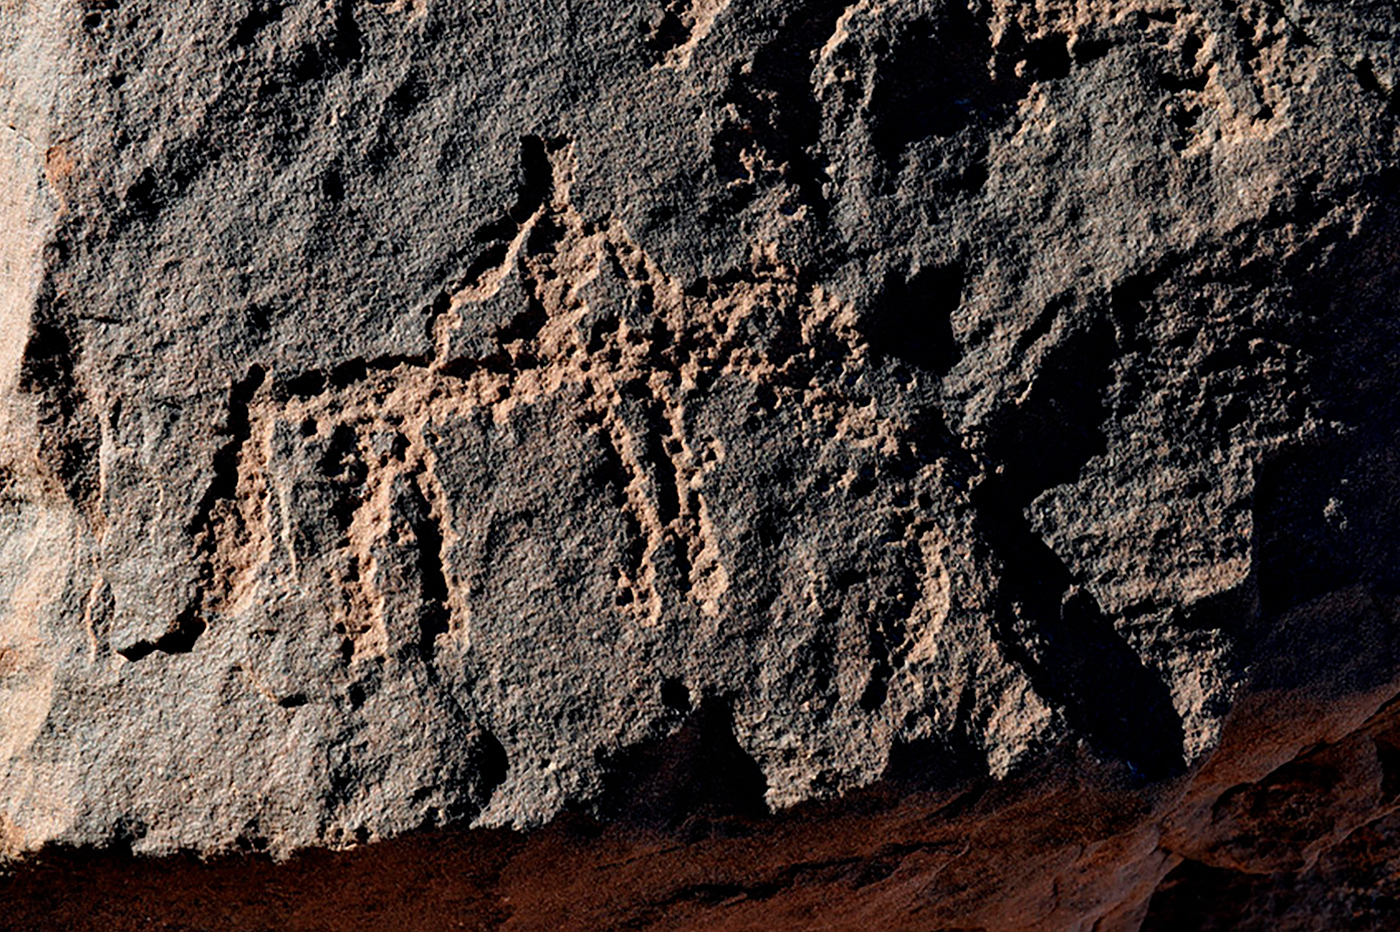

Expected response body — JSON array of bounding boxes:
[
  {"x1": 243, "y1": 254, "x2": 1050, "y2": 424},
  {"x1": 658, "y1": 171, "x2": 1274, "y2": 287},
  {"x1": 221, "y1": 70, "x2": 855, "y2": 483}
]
[{"x1": 661, "y1": 677, "x2": 692, "y2": 713}]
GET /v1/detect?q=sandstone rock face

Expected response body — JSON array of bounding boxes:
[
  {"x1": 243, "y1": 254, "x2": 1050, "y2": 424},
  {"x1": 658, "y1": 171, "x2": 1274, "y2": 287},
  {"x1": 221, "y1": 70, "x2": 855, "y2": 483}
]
[{"x1": 1, "y1": 0, "x2": 1398, "y2": 928}]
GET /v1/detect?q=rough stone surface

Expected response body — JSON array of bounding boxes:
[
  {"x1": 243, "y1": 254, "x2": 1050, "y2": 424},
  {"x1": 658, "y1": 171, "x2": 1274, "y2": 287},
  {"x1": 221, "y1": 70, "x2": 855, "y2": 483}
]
[{"x1": 0, "y1": 0, "x2": 1397, "y2": 927}]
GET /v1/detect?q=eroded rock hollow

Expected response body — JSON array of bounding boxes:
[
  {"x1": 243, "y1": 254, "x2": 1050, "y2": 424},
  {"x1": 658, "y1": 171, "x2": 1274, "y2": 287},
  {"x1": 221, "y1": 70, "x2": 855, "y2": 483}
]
[{"x1": 2, "y1": 0, "x2": 1399, "y2": 928}]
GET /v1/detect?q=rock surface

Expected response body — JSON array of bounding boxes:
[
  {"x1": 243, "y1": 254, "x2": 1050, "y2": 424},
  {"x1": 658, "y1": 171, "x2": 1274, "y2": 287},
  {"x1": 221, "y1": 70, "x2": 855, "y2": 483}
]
[{"x1": 1, "y1": 0, "x2": 1398, "y2": 927}]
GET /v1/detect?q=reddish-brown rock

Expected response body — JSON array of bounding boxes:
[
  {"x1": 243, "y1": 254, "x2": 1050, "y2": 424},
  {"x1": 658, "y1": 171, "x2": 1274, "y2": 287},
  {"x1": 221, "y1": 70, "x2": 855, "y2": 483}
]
[{"x1": 1, "y1": 0, "x2": 1398, "y2": 927}]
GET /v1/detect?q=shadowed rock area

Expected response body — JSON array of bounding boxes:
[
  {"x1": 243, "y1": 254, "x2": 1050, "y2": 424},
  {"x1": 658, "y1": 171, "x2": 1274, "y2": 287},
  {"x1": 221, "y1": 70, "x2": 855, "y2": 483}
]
[{"x1": 0, "y1": 0, "x2": 1398, "y2": 927}]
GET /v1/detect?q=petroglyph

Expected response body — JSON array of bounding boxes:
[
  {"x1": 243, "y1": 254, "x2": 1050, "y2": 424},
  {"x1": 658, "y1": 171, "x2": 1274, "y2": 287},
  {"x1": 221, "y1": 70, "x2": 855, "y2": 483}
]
[{"x1": 189, "y1": 139, "x2": 937, "y2": 678}]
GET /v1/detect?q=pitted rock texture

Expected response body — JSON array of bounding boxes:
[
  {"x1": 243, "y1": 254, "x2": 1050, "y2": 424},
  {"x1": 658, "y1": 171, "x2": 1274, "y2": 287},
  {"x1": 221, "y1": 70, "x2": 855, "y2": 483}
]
[{"x1": 0, "y1": 0, "x2": 1398, "y2": 928}]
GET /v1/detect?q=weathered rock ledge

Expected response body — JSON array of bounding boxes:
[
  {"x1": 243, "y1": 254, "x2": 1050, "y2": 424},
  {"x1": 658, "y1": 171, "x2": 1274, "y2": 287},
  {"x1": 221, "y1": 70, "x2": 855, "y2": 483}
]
[{"x1": 1, "y1": 0, "x2": 1398, "y2": 927}]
